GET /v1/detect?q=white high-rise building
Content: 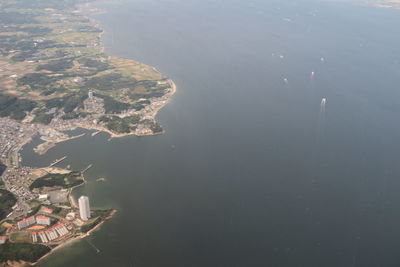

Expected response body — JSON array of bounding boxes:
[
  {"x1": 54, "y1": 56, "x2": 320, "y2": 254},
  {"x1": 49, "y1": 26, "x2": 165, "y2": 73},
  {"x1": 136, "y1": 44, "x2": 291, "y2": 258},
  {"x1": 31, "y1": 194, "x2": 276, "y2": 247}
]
[{"x1": 78, "y1": 196, "x2": 91, "y2": 221}]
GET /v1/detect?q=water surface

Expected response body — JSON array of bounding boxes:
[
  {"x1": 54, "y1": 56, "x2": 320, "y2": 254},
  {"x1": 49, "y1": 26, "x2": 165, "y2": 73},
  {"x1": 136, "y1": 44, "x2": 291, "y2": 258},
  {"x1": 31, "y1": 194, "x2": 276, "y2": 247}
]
[{"x1": 21, "y1": 0, "x2": 400, "y2": 266}]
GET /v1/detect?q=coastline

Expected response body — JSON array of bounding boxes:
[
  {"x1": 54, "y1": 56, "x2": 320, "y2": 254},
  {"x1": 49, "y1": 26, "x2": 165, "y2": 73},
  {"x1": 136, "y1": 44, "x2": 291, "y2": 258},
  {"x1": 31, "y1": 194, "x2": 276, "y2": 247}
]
[
  {"x1": 30, "y1": 5, "x2": 178, "y2": 154},
  {"x1": 29, "y1": 78, "x2": 176, "y2": 157},
  {"x1": 1, "y1": 206, "x2": 117, "y2": 267},
  {"x1": 26, "y1": 162, "x2": 113, "y2": 266},
  {"x1": 0, "y1": 0, "x2": 177, "y2": 265},
  {"x1": 30, "y1": 209, "x2": 117, "y2": 266},
  {"x1": 34, "y1": 133, "x2": 86, "y2": 156}
]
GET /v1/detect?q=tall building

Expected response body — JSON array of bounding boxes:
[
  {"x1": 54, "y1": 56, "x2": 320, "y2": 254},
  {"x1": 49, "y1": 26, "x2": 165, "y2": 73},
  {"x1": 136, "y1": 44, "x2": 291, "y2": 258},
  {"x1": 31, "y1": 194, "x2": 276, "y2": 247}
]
[{"x1": 78, "y1": 196, "x2": 91, "y2": 221}]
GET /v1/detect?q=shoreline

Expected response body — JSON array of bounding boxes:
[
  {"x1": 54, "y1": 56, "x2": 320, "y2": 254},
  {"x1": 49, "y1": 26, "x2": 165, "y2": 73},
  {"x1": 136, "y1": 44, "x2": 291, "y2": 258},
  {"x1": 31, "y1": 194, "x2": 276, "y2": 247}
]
[
  {"x1": 33, "y1": 133, "x2": 86, "y2": 156},
  {"x1": 29, "y1": 78, "x2": 177, "y2": 155},
  {"x1": 1, "y1": 0, "x2": 176, "y2": 265},
  {"x1": 24, "y1": 2, "x2": 178, "y2": 157},
  {"x1": 26, "y1": 164, "x2": 113, "y2": 266},
  {"x1": 30, "y1": 209, "x2": 117, "y2": 266}
]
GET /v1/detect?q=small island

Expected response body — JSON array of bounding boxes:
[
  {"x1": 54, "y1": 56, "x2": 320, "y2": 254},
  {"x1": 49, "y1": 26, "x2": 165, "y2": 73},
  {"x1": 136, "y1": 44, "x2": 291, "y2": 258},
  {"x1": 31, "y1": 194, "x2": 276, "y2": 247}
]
[
  {"x1": 368, "y1": 0, "x2": 400, "y2": 9},
  {"x1": 0, "y1": 0, "x2": 175, "y2": 265}
]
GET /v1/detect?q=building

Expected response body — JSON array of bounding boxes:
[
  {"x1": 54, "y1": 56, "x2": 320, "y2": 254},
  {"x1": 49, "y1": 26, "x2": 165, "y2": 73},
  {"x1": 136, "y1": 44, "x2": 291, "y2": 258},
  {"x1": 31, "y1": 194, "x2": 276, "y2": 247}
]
[
  {"x1": 36, "y1": 216, "x2": 51, "y2": 225},
  {"x1": 42, "y1": 207, "x2": 53, "y2": 214},
  {"x1": 65, "y1": 212, "x2": 76, "y2": 221},
  {"x1": 31, "y1": 232, "x2": 37, "y2": 243},
  {"x1": 38, "y1": 223, "x2": 70, "y2": 243},
  {"x1": 17, "y1": 216, "x2": 36, "y2": 230},
  {"x1": 78, "y1": 195, "x2": 90, "y2": 221},
  {"x1": 38, "y1": 194, "x2": 48, "y2": 201}
]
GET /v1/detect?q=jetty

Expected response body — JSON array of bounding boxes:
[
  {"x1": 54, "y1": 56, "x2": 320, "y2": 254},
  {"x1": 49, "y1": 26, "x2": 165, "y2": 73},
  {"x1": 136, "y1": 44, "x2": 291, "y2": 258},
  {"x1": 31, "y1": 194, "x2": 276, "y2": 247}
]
[
  {"x1": 86, "y1": 239, "x2": 100, "y2": 253},
  {"x1": 49, "y1": 156, "x2": 67, "y2": 167},
  {"x1": 82, "y1": 164, "x2": 93, "y2": 173}
]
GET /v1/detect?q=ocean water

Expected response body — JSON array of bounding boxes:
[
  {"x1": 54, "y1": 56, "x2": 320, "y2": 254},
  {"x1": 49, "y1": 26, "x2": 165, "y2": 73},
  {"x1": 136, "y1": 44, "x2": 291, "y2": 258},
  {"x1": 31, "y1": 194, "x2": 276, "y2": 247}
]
[{"x1": 21, "y1": 0, "x2": 400, "y2": 266}]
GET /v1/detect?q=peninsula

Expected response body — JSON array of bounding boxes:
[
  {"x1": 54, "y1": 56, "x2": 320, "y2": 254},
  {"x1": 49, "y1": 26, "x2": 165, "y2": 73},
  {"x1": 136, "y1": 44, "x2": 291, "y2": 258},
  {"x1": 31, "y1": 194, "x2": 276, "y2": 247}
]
[{"x1": 0, "y1": 0, "x2": 175, "y2": 265}]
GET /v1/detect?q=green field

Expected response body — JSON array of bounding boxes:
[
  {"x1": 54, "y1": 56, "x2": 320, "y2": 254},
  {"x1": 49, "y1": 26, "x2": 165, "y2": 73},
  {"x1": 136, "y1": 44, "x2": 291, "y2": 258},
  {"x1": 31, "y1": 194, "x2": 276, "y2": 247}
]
[
  {"x1": 0, "y1": 189, "x2": 17, "y2": 220},
  {"x1": 29, "y1": 171, "x2": 84, "y2": 190},
  {"x1": 9, "y1": 231, "x2": 31, "y2": 243},
  {"x1": 0, "y1": 242, "x2": 50, "y2": 263}
]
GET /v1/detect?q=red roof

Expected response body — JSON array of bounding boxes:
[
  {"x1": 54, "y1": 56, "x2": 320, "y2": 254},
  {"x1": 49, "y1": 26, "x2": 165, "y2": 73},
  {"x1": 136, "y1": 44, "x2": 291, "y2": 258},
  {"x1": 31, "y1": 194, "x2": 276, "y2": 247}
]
[
  {"x1": 18, "y1": 216, "x2": 35, "y2": 223},
  {"x1": 42, "y1": 223, "x2": 65, "y2": 233}
]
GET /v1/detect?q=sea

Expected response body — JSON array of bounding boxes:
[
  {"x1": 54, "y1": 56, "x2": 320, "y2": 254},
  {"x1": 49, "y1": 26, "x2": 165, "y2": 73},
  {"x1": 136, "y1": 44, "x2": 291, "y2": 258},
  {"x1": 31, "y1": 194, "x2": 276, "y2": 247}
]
[{"x1": 20, "y1": 0, "x2": 400, "y2": 266}]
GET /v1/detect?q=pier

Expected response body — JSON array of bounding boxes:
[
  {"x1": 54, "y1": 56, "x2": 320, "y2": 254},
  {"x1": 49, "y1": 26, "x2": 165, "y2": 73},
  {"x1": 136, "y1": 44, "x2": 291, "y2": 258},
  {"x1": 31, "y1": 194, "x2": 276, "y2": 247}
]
[
  {"x1": 86, "y1": 239, "x2": 100, "y2": 253},
  {"x1": 49, "y1": 156, "x2": 67, "y2": 167},
  {"x1": 82, "y1": 164, "x2": 93, "y2": 174},
  {"x1": 91, "y1": 131, "x2": 101, "y2": 137}
]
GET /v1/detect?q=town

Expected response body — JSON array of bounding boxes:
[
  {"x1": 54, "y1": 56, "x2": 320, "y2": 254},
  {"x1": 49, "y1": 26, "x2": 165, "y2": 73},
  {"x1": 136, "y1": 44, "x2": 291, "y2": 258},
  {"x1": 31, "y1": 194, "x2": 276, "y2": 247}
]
[{"x1": 1, "y1": 195, "x2": 96, "y2": 246}]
